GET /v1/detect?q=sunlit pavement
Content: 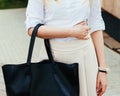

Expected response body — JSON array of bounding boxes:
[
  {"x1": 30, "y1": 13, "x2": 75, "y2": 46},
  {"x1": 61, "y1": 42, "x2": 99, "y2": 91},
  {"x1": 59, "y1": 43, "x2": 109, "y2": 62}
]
[{"x1": 0, "y1": 8, "x2": 120, "y2": 96}]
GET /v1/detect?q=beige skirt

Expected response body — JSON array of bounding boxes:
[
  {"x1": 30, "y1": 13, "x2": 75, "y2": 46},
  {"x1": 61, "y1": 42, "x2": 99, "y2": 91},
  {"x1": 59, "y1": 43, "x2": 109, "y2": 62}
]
[{"x1": 39, "y1": 37, "x2": 98, "y2": 96}]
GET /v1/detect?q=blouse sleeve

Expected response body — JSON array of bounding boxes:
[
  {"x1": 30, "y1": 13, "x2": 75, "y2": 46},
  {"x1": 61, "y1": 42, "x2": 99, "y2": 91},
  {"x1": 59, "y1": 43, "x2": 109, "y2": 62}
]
[
  {"x1": 25, "y1": 0, "x2": 44, "y2": 31},
  {"x1": 88, "y1": 0, "x2": 105, "y2": 34}
]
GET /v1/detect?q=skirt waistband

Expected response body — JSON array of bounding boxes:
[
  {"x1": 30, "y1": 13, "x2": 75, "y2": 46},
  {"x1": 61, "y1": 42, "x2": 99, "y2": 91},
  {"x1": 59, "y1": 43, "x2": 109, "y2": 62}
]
[{"x1": 50, "y1": 37, "x2": 92, "y2": 51}]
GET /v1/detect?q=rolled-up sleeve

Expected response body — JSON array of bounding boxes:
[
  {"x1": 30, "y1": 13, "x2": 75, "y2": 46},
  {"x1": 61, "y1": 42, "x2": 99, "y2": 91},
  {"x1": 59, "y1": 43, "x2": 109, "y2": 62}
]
[
  {"x1": 25, "y1": 0, "x2": 44, "y2": 31},
  {"x1": 88, "y1": 0, "x2": 105, "y2": 34}
]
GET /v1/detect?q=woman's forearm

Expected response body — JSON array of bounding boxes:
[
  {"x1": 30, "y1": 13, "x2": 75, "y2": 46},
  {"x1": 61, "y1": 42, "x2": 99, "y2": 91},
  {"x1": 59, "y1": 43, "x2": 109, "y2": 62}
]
[
  {"x1": 28, "y1": 25, "x2": 73, "y2": 39},
  {"x1": 91, "y1": 30, "x2": 107, "y2": 68},
  {"x1": 28, "y1": 21, "x2": 90, "y2": 39}
]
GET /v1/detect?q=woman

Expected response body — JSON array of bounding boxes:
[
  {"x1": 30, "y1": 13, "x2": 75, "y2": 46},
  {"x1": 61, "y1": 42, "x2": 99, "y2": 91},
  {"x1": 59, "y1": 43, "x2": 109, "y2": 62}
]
[{"x1": 25, "y1": 0, "x2": 108, "y2": 96}]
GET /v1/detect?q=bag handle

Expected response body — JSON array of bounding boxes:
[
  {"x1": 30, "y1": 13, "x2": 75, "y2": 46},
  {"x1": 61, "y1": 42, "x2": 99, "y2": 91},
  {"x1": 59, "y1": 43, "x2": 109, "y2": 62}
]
[
  {"x1": 44, "y1": 39, "x2": 55, "y2": 65},
  {"x1": 27, "y1": 24, "x2": 55, "y2": 65},
  {"x1": 27, "y1": 23, "x2": 44, "y2": 64}
]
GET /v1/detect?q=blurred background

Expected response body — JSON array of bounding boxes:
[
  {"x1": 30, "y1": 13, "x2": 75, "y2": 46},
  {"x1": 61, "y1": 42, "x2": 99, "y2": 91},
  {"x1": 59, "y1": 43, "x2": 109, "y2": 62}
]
[
  {"x1": 0, "y1": 0, "x2": 120, "y2": 96},
  {"x1": 0, "y1": 0, "x2": 27, "y2": 9},
  {"x1": 101, "y1": 0, "x2": 120, "y2": 52}
]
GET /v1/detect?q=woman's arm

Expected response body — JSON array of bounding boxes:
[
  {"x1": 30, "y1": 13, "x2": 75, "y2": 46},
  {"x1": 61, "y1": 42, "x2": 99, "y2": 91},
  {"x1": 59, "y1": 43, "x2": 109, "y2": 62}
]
[
  {"x1": 91, "y1": 30, "x2": 107, "y2": 96},
  {"x1": 28, "y1": 26, "x2": 73, "y2": 39},
  {"x1": 91, "y1": 30, "x2": 106, "y2": 68},
  {"x1": 28, "y1": 21, "x2": 90, "y2": 39}
]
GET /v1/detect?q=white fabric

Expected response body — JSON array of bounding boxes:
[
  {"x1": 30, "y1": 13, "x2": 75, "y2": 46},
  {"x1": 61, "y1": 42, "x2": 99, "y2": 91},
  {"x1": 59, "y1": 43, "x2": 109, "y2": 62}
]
[
  {"x1": 25, "y1": 0, "x2": 105, "y2": 41},
  {"x1": 39, "y1": 37, "x2": 98, "y2": 96}
]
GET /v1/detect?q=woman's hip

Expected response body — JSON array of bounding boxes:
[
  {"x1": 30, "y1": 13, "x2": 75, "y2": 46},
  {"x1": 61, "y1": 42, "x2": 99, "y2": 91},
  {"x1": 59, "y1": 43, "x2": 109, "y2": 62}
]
[{"x1": 49, "y1": 37, "x2": 96, "y2": 64}]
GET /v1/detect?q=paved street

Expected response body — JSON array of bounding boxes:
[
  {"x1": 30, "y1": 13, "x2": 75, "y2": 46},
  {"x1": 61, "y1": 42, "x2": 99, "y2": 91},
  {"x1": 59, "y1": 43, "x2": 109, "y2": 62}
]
[{"x1": 0, "y1": 8, "x2": 120, "y2": 96}]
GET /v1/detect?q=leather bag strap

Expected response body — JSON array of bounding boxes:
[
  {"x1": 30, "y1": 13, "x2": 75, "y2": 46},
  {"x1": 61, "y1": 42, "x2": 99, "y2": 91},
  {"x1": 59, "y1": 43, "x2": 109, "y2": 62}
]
[
  {"x1": 44, "y1": 39, "x2": 55, "y2": 65},
  {"x1": 27, "y1": 23, "x2": 55, "y2": 65},
  {"x1": 27, "y1": 23, "x2": 44, "y2": 64}
]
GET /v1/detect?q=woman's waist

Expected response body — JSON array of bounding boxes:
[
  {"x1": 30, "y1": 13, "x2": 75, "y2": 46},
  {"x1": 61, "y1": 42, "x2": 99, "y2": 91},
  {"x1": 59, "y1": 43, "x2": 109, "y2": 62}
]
[{"x1": 50, "y1": 36, "x2": 92, "y2": 51}]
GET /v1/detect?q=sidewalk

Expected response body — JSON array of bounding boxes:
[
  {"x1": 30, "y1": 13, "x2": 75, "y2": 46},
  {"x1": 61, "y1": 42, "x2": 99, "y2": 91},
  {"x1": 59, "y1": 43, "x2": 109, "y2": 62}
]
[{"x1": 0, "y1": 8, "x2": 120, "y2": 96}]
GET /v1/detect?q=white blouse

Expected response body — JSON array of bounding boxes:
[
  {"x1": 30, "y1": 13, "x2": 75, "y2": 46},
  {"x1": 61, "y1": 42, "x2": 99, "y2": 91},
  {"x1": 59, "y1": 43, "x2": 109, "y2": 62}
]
[{"x1": 25, "y1": 0, "x2": 105, "y2": 41}]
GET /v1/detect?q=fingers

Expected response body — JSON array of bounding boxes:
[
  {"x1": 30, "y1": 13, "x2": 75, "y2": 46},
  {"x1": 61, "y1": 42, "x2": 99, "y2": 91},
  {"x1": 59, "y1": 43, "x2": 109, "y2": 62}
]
[
  {"x1": 99, "y1": 83, "x2": 107, "y2": 96},
  {"x1": 75, "y1": 21, "x2": 86, "y2": 26},
  {"x1": 97, "y1": 88, "x2": 102, "y2": 96},
  {"x1": 96, "y1": 79, "x2": 101, "y2": 93},
  {"x1": 74, "y1": 21, "x2": 91, "y2": 32},
  {"x1": 80, "y1": 31, "x2": 90, "y2": 40},
  {"x1": 81, "y1": 37, "x2": 89, "y2": 40},
  {"x1": 83, "y1": 25, "x2": 91, "y2": 31},
  {"x1": 75, "y1": 21, "x2": 91, "y2": 30},
  {"x1": 96, "y1": 79, "x2": 102, "y2": 96},
  {"x1": 73, "y1": 21, "x2": 91, "y2": 39},
  {"x1": 97, "y1": 85, "x2": 106, "y2": 96},
  {"x1": 96, "y1": 73, "x2": 108, "y2": 96},
  {"x1": 97, "y1": 84, "x2": 102, "y2": 96},
  {"x1": 83, "y1": 31, "x2": 88, "y2": 36},
  {"x1": 80, "y1": 21, "x2": 87, "y2": 25},
  {"x1": 79, "y1": 35, "x2": 90, "y2": 40},
  {"x1": 75, "y1": 21, "x2": 90, "y2": 29},
  {"x1": 86, "y1": 27, "x2": 91, "y2": 31}
]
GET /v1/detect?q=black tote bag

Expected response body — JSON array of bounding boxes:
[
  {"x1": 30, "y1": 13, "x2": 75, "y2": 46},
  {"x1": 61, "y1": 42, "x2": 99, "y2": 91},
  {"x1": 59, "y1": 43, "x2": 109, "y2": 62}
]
[{"x1": 2, "y1": 24, "x2": 79, "y2": 96}]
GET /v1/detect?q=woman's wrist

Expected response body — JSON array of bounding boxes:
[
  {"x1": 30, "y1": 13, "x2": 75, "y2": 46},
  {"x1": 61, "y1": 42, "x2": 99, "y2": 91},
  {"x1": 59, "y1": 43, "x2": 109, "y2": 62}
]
[
  {"x1": 68, "y1": 27, "x2": 76, "y2": 37},
  {"x1": 98, "y1": 67, "x2": 109, "y2": 74}
]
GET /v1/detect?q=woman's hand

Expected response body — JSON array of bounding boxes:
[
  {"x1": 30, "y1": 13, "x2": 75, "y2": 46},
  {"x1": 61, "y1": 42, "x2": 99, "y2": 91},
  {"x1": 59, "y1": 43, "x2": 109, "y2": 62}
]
[
  {"x1": 71, "y1": 21, "x2": 91, "y2": 40},
  {"x1": 96, "y1": 72, "x2": 108, "y2": 96}
]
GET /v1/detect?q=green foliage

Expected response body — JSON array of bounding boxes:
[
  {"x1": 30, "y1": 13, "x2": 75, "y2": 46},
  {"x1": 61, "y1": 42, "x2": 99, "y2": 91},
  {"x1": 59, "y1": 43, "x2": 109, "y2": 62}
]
[{"x1": 0, "y1": 0, "x2": 28, "y2": 9}]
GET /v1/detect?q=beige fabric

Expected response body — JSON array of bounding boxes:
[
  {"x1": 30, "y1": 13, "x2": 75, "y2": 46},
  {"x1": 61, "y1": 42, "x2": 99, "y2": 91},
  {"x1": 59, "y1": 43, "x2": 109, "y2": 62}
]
[{"x1": 39, "y1": 37, "x2": 98, "y2": 96}]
